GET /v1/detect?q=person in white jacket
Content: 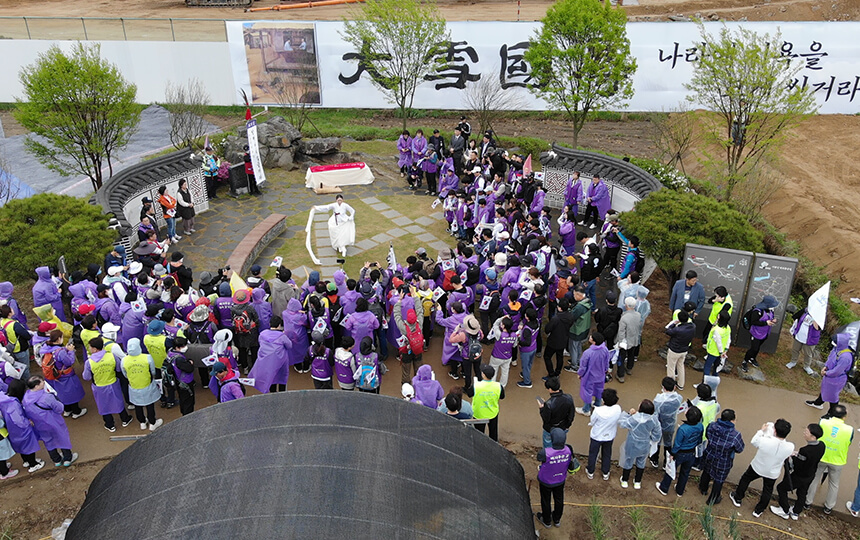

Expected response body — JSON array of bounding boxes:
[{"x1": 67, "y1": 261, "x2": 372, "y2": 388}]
[
  {"x1": 313, "y1": 195, "x2": 355, "y2": 257},
  {"x1": 730, "y1": 419, "x2": 795, "y2": 518}
]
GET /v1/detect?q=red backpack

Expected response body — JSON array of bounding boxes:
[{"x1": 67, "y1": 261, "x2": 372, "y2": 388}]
[
  {"x1": 41, "y1": 351, "x2": 73, "y2": 381},
  {"x1": 403, "y1": 321, "x2": 424, "y2": 356},
  {"x1": 441, "y1": 269, "x2": 457, "y2": 291}
]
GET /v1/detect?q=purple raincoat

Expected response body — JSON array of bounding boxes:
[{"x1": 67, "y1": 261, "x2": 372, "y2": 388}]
[
  {"x1": 411, "y1": 134, "x2": 428, "y2": 163},
  {"x1": 0, "y1": 393, "x2": 41, "y2": 455},
  {"x1": 0, "y1": 282, "x2": 27, "y2": 327},
  {"x1": 397, "y1": 135, "x2": 413, "y2": 168},
  {"x1": 821, "y1": 333, "x2": 853, "y2": 403},
  {"x1": 434, "y1": 310, "x2": 467, "y2": 365},
  {"x1": 282, "y1": 298, "x2": 309, "y2": 366},
  {"x1": 342, "y1": 311, "x2": 379, "y2": 350},
  {"x1": 249, "y1": 329, "x2": 292, "y2": 393},
  {"x1": 251, "y1": 287, "x2": 273, "y2": 331},
  {"x1": 530, "y1": 190, "x2": 546, "y2": 213},
  {"x1": 587, "y1": 179, "x2": 610, "y2": 220},
  {"x1": 33, "y1": 266, "x2": 66, "y2": 322},
  {"x1": 577, "y1": 342, "x2": 611, "y2": 404},
  {"x1": 412, "y1": 364, "x2": 443, "y2": 408},
  {"x1": 82, "y1": 350, "x2": 126, "y2": 415},
  {"x1": 565, "y1": 177, "x2": 584, "y2": 213},
  {"x1": 40, "y1": 345, "x2": 85, "y2": 405},
  {"x1": 438, "y1": 171, "x2": 460, "y2": 198},
  {"x1": 333, "y1": 270, "x2": 348, "y2": 297},
  {"x1": 23, "y1": 387, "x2": 72, "y2": 450}
]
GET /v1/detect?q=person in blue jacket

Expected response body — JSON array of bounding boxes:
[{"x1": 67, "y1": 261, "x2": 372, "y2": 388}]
[{"x1": 669, "y1": 270, "x2": 705, "y2": 316}]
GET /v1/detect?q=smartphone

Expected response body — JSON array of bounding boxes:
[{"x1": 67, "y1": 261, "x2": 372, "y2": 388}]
[{"x1": 535, "y1": 396, "x2": 545, "y2": 405}]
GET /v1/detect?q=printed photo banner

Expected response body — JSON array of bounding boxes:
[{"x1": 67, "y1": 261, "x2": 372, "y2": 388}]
[{"x1": 226, "y1": 21, "x2": 860, "y2": 113}]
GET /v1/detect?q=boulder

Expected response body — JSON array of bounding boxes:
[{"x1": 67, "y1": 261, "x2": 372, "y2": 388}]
[
  {"x1": 265, "y1": 116, "x2": 302, "y2": 143},
  {"x1": 298, "y1": 137, "x2": 341, "y2": 156},
  {"x1": 736, "y1": 365, "x2": 766, "y2": 382}
]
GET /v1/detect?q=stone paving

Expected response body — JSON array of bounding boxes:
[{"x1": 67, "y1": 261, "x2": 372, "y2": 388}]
[{"x1": 172, "y1": 155, "x2": 456, "y2": 281}]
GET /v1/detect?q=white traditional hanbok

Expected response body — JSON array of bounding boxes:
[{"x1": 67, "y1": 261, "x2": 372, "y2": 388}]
[{"x1": 314, "y1": 199, "x2": 355, "y2": 257}]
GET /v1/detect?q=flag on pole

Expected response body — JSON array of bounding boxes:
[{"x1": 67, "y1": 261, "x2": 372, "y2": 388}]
[
  {"x1": 548, "y1": 254, "x2": 558, "y2": 279},
  {"x1": 229, "y1": 272, "x2": 250, "y2": 295},
  {"x1": 523, "y1": 154, "x2": 533, "y2": 176},
  {"x1": 387, "y1": 242, "x2": 398, "y2": 271},
  {"x1": 807, "y1": 281, "x2": 830, "y2": 328}
]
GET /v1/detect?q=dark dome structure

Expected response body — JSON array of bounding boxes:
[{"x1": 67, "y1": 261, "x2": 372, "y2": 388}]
[{"x1": 68, "y1": 391, "x2": 534, "y2": 539}]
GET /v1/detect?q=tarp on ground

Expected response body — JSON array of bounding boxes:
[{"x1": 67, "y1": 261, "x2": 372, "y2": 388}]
[{"x1": 67, "y1": 391, "x2": 534, "y2": 540}]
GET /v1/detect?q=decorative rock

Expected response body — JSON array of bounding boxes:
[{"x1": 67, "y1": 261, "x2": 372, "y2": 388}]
[
  {"x1": 736, "y1": 365, "x2": 766, "y2": 382},
  {"x1": 845, "y1": 383, "x2": 859, "y2": 397},
  {"x1": 298, "y1": 137, "x2": 341, "y2": 156}
]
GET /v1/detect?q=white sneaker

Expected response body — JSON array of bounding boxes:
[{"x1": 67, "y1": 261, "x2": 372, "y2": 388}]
[
  {"x1": 71, "y1": 408, "x2": 88, "y2": 419},
  {"x1": 620, "y1": 479, "x2": 628, "y2": 489},
  {"x1": 804, "y1": 366, "x2": 815, "y2": 376},
  {"x1": 174, "y1": 235, "x2": 182, "y2": 240},
  {"x1": 63, "y1": 411, "x2": 71, "y2": 417},
  {"x1": 634, "y1": 482, "x2": 641, "y2": 490},
  {"x1": 575, "y1": 407, "x2": 591, "y2": 417},
  {"x1": 149, "y1": 419, "x2": 164, "y2": 431},
  {"x1": 586, "y1": 470, "x2": 594, "y2": 480},
  {"x1": 140, "y1": 423, "x2": 148, "y2": 430},
  {"x1": 105, "y1": 425, "x2": 116, "y2": 433},
  {"x1": 770, "y1": 506, "x2": 790, "y2": 520},
  {"x1": 28, "y1": 459, "x2": 45, "y2": 473},
  {"x1": 0, "y1": 469, "x2": 19, "y2": 480},
  {"x1": 785, "y1": 361, "x2": 797, "y2": 369},
  {"x1": 62, "y1": 453, "x2": 79, "y2": 467},
  {"x1": 847, "y1": 501, "x2": 860, "y2": 518},
  {"x1": 127, "y1": 404, "x2": 135, "y2": 410},
  {"x1": 603, "y1": 472, "x2": 610, "y2": 481},
  {"x1": 656, "y1": 482, "x2": 668, "y2": 496}
]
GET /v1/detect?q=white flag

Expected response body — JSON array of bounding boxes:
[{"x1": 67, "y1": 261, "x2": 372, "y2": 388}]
[
  {"x1": 246, "y1": 119, "x2": 266, "y2": 185},
  {"x1": 387, "y1": 242, "x2": 397, "y2": 271},
  {"x1": 548, "y1": 255, "x2": 558, "y2": 279},
  {"x1": 238, "y1": 378, "x2": 256, "y2": 387},
  {"x1": 807, "y1": 281, "x2": 830, "y2": 328}
]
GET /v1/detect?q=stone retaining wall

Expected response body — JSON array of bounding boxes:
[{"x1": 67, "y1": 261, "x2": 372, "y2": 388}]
[{"x1": 226, "y1": 213, "x2": 288, "y2": 277}]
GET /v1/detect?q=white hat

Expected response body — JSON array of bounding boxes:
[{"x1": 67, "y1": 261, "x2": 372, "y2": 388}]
[
  {"x1": 101, "y1": 322, "x2": 121, "y2": 340},
  {"x1": 128, "y1": 261, "x2": 144, "y2": 275},
  {"x1": 494, "y1": 252, "x2": 508, "y2": 267},
  {"x1": 107, "y1": 266, "x2": 124, "y2": 277},
  {"x1": 471, "y1": 166, "x2": 482, "y2": 174},
  {"x1": 401, "y1": 383, "x2": 415, "y2": 399},
  {"x1": 497, "y1": 231, "x2": 510, "y2": 240}
]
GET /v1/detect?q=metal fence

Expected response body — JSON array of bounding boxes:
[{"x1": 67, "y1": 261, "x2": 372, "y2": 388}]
[{"x1": 0, "y1": 17, "x2": 227, "y2": 42}]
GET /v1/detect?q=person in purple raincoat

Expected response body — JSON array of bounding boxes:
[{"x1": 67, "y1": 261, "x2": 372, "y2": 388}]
[
  {"x1": 438, "y1": 167, "x2": 459, "y2": 199},
  {"x1": 0, "y1": 381, "x2": 45, "y2": 472},
  {"x1": 94, "y1": 284, "x2": 121, "y2": 326},
  {"x1": 210, "y1": 328, "x2": 237, "y2": 372},
  {"x1": 411, "y1": 128, "x2": 428, "y2": 166},
  {"x1": 333, "y1": 269, "x2": 349, "y2": 297},
  {"x1": 340, "y1": 279, "x2": 361, "y2": 321},
  {"x1": 83, "y1": 336, "x2": 133, "y2": 431},
  {"x1": 33, "y1": 266, "x2": 67, "y2": 322},
  {"x1": 435, "y1": 301, "x2": 468, "y2": 379},
  {"x1": 564, "y1": 172, "x2": 584, "y2": 218},
  {"x1": 214, "y1": 282, "x2": 235, "y2": 329},
  {"x1": 412, "y1": 364, "x2": 443, "y2": 409},
  {"x1": 23, "y1": 377, "x2": 78, "y2": 466},
  {"x1": 0, "y1": 282, "x2": 27, "y2": 328},
  {"x1": 806, "y1": 333, "x2": 854, "y2": 416},
  {"x1": 576, "y1": 332, "x2": 611, "y2": 415},
  {"x1": 341, "y1": 298, "x2": 380, "y2": 354},
  {"x1": 530, "y1": 183, "x2": 546, "y2": 214},
  {"x1": 39, "y1": 330, "x2": 87, "y2": 418},
  {"x1": 251, "y1": 287, "x2": 273, "y2": 332},
  {"x1": 333, "y1": 336, "x2": 357, "y2": 391},
  {"x1": 741, "y1": 295, "x2": 778, "y2": 373},
  {"x1": 210, "y1": 361, "x2": 244, "y2": 402},
  {"x1": 282, "y1": 298, "x2": 310, "y2": 371},
  {"x1": 582, "y1": 175, "x2": 610, "y2": 230},
  {"x1": 397, "y1": 130, "x2": 413, "y2": 176},
  {"x1": 120, "y1": 298, "x2": 147, "y2": 350},
  {"x1": 249, "y1": 315, "x2": 292, "y2": 394},
  {"x1": 421, "y1": 147, "x2": 439, "y2": 195}
]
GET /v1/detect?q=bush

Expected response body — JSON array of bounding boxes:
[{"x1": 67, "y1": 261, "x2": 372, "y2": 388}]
[
  {"x1": 629, "y1": 157, "x2": 691, "y2": 191},
  {"x1": 0, "y1": 194, "x2": 117, "y2": 282},
  {"x1": 497, "y1": 136, "x2": 550, "y2": 160},
  {"x1": 622, "y1": 190, "x2": 764, "y2": 288}
]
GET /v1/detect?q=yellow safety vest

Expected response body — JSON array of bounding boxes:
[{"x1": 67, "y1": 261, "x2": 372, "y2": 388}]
[
  {"x1": 706, "y1": 325, "x2": 731, "y2": 357},
  {"x1": 88, "y1": 352, "x2": 118, "y2": 387},
  {"x1": 708, "y1": 294, "x2": 733, "y2": 325},
  {"x1": 143, "y1": 334, "x2": 168, "y2": 369},
  {"x1": 123, "y1": 354, "x2": 153, "y2": 390},
  {"x1": 698, "y1": 400, "x2": 719, "y2": 441},
  {"x1": 81, "y1": 328, "x2": 100, "y2": 353},
  {"x1": 0, "y1": 318, "x2": 21, "y2": 353},
  {"x1": 819, "y1": 417, "x2": 854, "y2": 466},
  {"x1": 472, "y1": 380, "x2": 501, "y2": 420}
]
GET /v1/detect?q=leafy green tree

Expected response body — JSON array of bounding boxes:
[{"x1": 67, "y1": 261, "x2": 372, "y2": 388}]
[
  {"x1": 341, "y1": 0, "x2": 449, "y2": 130},
  {"x1": 524, "y1": 0, "x2": 636, "y2": 147},
  {"x1": 622, "y1": 190, "x2": 764, "y2": 288},
  {"x1": 15, "y1": 43, "x2": 140, "y2": 192},
  {"x1": 685, "y1": 24, "x2": 817, "y2": 200},
  {"x1": 0, "y1": 194, "x2": 117, "y2": 282}
]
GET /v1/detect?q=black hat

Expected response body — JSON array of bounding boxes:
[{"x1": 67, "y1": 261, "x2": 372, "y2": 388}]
[{"x1": 170, "y1": 252, "x2": 184, "y2": 263}]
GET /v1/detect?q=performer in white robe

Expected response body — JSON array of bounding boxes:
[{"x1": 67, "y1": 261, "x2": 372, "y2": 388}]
[{"x1": 314, "y1": 195, "x2": 355, "y2": 257}]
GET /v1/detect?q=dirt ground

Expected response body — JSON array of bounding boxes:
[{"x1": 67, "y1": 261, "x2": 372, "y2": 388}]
[{"x1": 0, "y1": 0, "x2": 859, "y2": 23}]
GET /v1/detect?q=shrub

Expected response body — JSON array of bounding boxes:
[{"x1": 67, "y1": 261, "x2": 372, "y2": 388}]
[
  {"x1": 622, "y1": 190, "x2": 764, "y2": 288},
  {"x1": 629, "y1": 157, "x2": 691, "y2": 191},
  {"x1": 0, "y1": 194, "x2": 117, "y2": 282},
  {"x1": 497, "y1": 136, "x2": 550, "y2": 160}
]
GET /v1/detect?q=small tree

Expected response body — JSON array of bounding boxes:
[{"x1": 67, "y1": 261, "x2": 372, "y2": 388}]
[
  {"x1": 524, "y1": 0, "x2": 636, "y2": 147},
  {"x1": 685, "y1": 24, "x2": 817, "y2": 200},
  {"x1": 266, "y1": 66, "x2": 319, "y2": 134},
  {"x1": 622, "y1": 190, "x2": 764, "y2": 288},
  {"x1": 0, "y1": 146, "x2": 21, "y2": 206},
  {"x1": 341, "y1": 0, "x2": 449, "y2": 130},
  {"x1": 15, "y1": 43, "x2": 139, "y2": 192},
  {"x1": 163, "y1": 78, "x2": 211, "y2": 151},
  {"x1": 461, "y1": 67, "x2": 526, "y2": 136},
  {"x1": 650, "y1": 104, "x2": 700, "y2": 175},
  {"x1": 0, "y1": 194, "x2": 116, "y2": 282}
]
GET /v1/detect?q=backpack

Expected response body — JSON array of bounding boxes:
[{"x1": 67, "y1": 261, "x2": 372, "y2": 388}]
[
  {"x1": 356, "y1": 356, "x2": 379, "y2": 391},
  {"x1": 741, "y1": 307, "x2": 756, "y2": 330},
  {"x1": 233, "y1": 309, "x2": 257, "y2": 334},
  {"x1": 419, "y1": 292, "x2": 434, "y2": 315},
  {"x1": 162, "y1": 352, "x2": 179, "y2": 389},
  {"x1": 422, "y1": 259, "x2": 438, "y2": 277},
  {"x1": 463, "y1": 334, "x2": 483, "y2": 362},
  {"x1": 0, "y1": 320, "x2": 9, "y2": 348},
  {"x1": 403, "y1": 322, "x2": 424, "y2": 355},
  {"x1": 41, "y1": 351, "x2": 73, "y2": 381},
  {"x1": 464, "y1": 264, "x2": 480, "y2": 287},
  {"x1": 634, "y1": 249, "x2": 645, "y2": 274},
  {"x1": 185, "y1": 321, "x2": 212, "y2": 345},
  {"x1": 441, "y1": 269, "x2": 457, "y2": 291},
  {"x1": 555, "y1": 276, "x2": 570, "y2": 300},
  {"x1": 218, "y1": 378, "x2": 246, "y2": 401}
]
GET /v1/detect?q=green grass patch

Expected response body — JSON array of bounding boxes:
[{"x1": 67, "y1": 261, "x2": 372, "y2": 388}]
[{"x1": 342, "y1": 139, "x2": 396, "y2": 156}]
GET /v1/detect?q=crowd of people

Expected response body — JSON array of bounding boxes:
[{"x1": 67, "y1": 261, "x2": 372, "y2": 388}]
[{"x1": 0, "y1": 118, "x2": 857, "y2": 529}]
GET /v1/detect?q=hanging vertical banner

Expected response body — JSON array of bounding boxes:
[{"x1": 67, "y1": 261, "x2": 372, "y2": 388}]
[{"x1": 246, "y1": 119, "x2": 267, "y2": 185}]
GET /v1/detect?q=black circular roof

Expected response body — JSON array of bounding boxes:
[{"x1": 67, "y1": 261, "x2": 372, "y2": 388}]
[{"x1": 68, "y1": 391, "x2": 534, "y2": 539}]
